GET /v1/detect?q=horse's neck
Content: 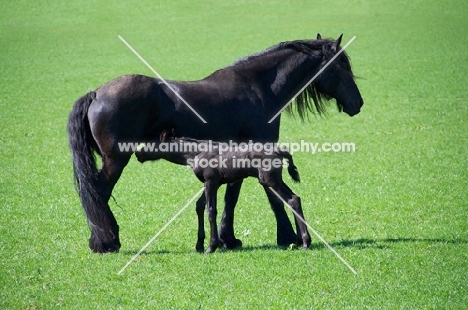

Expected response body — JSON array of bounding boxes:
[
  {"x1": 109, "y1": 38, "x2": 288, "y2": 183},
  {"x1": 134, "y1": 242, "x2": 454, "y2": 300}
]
[
  {"x1": 161, "y1": 138, "x2": 204, "y2": 166},
  {"x1": 161, "y1": 151, "x2": 191, "y2": 166},
  {"x1": 271, "y1": 52, "x2": 321, "y2": 104},
  {"x1": 236, "y1": 49, "x2": 321, "y2": 104}
]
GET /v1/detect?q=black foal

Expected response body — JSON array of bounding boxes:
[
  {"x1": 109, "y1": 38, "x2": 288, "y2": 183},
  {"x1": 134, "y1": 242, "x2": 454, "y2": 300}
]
[{"x1": 136, "y1": 132, "x2": 311, "y2": 253}]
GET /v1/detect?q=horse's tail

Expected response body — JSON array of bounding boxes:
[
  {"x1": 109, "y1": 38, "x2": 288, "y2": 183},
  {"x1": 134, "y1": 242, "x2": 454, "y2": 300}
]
[
  {"x1": 67, "y1": 92, "x2": 119, "y2": 252},
  {"x1": 277, "y1": 149, "x2": 300, "y2": 183}
]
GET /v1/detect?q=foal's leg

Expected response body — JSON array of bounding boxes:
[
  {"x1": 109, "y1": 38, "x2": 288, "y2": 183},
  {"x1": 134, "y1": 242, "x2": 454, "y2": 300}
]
[
  {"x1": 195, "y1": 194, "x2": 206, "y2": 253},
  {"x1": 263, "y1": 186, "x2": 299, "y2": 247},
  {"x1": 268, "y1": 183, "x2": 311, "y2": 249},
  {"x1": 219, "y1": 181, "x2": 243, "y2": 249},
  {"x1": 205, "y1": 181, "x2": 220, "y2": 253}
]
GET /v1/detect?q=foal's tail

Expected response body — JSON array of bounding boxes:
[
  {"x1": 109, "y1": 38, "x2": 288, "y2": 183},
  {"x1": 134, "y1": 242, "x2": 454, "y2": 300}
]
[
  {"x1": 67, "y1": 92, "x2": 119, "y2": 252},
  {"x1": 277, "y1": 149, "x2": 300, "y2": 183}
]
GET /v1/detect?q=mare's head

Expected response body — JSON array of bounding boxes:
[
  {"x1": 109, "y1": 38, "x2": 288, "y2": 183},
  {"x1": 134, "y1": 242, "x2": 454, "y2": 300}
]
[
  {"x1": 287, "y1": 34, "x2": 363, "y2": 118},
  {"x1": 313, "y1": 34, "x2": 363, "y2": 116}
]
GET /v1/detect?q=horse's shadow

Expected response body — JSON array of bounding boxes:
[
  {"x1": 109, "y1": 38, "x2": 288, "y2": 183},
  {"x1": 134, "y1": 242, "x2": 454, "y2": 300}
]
[
  {"x1": 231, "y1": 237, "x2": 468, "y2": 252},
  {"x1": 120, "y1": 237, "x2": 467, "y2": 256}
]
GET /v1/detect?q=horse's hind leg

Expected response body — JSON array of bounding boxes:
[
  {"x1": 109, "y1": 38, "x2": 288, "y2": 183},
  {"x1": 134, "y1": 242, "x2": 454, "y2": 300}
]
[
  {"x1": 204, "y1": 181, "x2": 220, "y2": 254},
  {"x1": 195, "y1": 194, "x2": 206, "y2": 252},
  {"x1": 267, "y1": 183, "x2": 311, "y2": 249},
  {"x1": 263, "y1": 186, "x2": 299, "y2": 247},
  {"x1": 286, "y1": 189, "x2": 311, "y2": 249},
  {"x1": 89, "y1": 154, "x2": 131, "y2": 253},
  {"x1": 219, "y1": 181, "x2": 243, "y2": 249}
]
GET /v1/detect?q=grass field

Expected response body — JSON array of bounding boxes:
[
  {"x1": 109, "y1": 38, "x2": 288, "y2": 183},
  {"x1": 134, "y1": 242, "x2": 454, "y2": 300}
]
[{"x1": 1, "y1": 0, "x2": 467, "y2": 308}]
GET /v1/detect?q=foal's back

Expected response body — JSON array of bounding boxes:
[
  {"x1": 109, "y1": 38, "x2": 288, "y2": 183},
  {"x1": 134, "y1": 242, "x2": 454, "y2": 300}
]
[{"x1": 164, "y1": 137, "x2": 297, "y2": 187}]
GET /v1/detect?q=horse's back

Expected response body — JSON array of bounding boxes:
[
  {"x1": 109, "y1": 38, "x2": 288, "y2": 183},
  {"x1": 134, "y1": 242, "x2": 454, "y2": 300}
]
[
  {"x1": 88, "y1": 74, "x2": 166, "y2": 152},
  {"x1": 96, "y1": 74, "x2": 159, "y2": 103}
]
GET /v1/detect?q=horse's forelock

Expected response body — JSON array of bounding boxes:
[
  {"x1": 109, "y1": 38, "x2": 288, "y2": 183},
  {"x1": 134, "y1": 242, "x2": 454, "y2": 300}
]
[{"x1": 319, "y1": 40, "x2": 354, "y2": 77}]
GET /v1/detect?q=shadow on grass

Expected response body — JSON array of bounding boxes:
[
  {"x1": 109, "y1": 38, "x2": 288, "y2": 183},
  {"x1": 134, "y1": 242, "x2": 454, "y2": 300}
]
[
  {"x1": 119, "y1": 237, "x2": 467, "y2": 256},
  {"x1": 218, "y1": 237, "x2": 468, "y2": 252},
  {"x1": 312, "y1": 237, "x2": 468, "y2": 251},
  {"x1": 119, "y1": 249, "x2": 172, "y2": 256}
]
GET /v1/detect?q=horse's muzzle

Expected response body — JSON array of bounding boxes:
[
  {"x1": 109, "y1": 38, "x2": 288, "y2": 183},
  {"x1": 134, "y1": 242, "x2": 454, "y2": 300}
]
[{"x1": 344, "y1": 98, "x2": 364, "y2": 117}]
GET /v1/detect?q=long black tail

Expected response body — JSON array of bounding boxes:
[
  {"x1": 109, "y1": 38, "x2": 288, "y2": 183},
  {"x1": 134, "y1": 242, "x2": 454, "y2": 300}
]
[
  {"x1": 67, "y1": 92, "x2": 119, "y2": 252},
  {"x1": 277, "y1": 149, "x2": 300, "y2": 183},
  {"x1": 68, "y1": 92, "x2": 98, "y2": 199}
]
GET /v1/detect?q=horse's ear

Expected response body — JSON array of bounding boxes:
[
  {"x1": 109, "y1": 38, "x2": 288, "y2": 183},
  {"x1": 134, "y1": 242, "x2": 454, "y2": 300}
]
[
  {"x1": 331, "y1": 34, "x2": 343, "y2": 53},
  {"x1": 316, "y1": 33, "x2": 322, "y2": 40}
]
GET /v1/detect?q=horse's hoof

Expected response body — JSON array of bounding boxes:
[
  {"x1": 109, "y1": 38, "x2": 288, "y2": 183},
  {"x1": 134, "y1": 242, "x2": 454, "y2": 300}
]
[
  {"x1": 296, "y1": 235, "x2": 311, "y2": 248},
  {"x1": 195, "y1": 243, "x2": 204, "y2": 253},
  {"x1": 277, "y1": 233, "x2": 298, "y2": 247},
  {"x1": 89, "y1": 242, "x2": 120, "y2": 254},
  {"x1": 205, "y1": 245, "x2": 218, "y2": 254},
  {"x1": 89, "y1": 236, "x2": 121, "y2": 254},
  {"x1": 220, "y1": 238, "x2": 243, "y2": 249}
]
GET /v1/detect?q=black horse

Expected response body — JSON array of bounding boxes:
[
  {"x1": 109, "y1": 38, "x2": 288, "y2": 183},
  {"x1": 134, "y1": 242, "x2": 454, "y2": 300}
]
[
  {"x1": 136, "y1": 130, "x2": 309, "y2": 253},
  {"x1": 68, "y1": 34, "x2": 363, "y2": 253}
]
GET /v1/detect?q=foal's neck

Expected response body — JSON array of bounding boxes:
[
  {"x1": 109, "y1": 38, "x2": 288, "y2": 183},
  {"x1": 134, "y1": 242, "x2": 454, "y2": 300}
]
[
  {"x1": 160, "y1": 152, "x2": 193, "y2": 167},
  {"x1": 158, "y1": 138, "x2": 206, "y2": 167}
]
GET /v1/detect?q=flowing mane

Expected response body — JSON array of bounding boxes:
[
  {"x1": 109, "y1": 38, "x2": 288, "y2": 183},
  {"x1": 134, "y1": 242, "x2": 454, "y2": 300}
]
[{"x1": 231, "y1": 38, "x2": 355, "y2": 119}]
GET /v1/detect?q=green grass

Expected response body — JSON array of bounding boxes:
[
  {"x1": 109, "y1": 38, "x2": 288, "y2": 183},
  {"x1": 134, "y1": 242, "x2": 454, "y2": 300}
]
[{"x1": 1, "y1": 0, "x2": 467, "y2": 308}]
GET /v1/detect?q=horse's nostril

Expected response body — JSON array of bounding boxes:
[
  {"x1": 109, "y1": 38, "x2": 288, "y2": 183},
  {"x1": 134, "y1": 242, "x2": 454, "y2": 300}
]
[{"x1": 360, "y1": 98, "x2": 364, "y2": 107}]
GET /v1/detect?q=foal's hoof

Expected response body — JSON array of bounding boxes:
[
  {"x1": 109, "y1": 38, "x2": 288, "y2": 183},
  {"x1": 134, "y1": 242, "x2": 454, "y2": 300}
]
[
  {"x1": 296, "y1": 234, "x2": 312, "y2": 249},
  {"x1": 205, "y1": 246, "x2": 218, "y2": 254}
]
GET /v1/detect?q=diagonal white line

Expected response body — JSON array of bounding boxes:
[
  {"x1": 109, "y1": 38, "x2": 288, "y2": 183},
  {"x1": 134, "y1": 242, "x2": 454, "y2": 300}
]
[
  {"x1": 267, "y1": 36, "x2": 356, "y2": 123},
  {"x1": 117, "y1": 187, "x2": 205, "y2": 275},
  {"x1": 118, "y1": 35, "x2": 207, "y2": 124},
  {"x1": 268, "y1": 187, "x2": 358, "y2": 275}
]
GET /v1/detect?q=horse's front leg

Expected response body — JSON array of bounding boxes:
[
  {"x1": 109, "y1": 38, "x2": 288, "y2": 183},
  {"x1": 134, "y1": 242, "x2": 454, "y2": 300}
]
[
  {"x1": 195, "y1": 194, "x2": 206, "y2": 253},
  {"x1": 205, "y1": 181, "x2": 220, "y2": 253}
]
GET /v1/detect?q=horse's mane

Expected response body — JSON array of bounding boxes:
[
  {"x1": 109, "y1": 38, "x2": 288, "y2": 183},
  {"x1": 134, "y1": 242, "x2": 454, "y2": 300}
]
[{"x1": 231, "y1": 38, "x2": 354, "y2": 119}]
